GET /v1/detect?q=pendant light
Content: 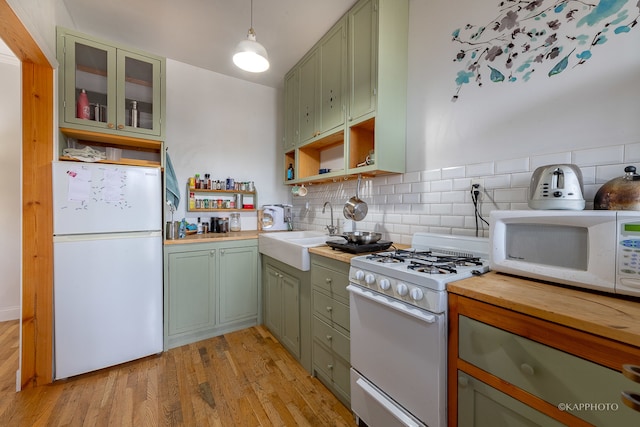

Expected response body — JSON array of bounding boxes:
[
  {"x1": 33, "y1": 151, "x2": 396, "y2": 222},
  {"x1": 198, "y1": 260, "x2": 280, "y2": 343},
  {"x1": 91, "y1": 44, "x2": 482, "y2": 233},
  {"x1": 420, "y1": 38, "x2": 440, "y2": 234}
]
[{"x1": 233, "y1": 0, "x2": 270, "y2": 73}]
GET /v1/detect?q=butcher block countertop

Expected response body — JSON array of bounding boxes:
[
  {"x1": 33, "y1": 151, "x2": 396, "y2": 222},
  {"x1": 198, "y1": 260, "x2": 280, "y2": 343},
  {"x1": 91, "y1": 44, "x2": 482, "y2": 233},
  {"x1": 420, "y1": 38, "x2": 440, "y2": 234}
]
[
  {"x1": 449, "y1": 271, "x2": 640, "y2": 349},
  {"x1": 164, "y1": 230, "x2": 259, "y2": 245},
  {"x1": 308, "y1": 243, "x2": 411, "y2": 263}
]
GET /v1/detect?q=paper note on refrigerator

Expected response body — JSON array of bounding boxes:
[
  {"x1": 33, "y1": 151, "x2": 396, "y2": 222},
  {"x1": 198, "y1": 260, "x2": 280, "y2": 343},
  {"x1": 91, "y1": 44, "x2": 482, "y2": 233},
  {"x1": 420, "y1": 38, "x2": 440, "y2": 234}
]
[{"x1": 66, "y1": 168, "x2": 91, "y2": 201}]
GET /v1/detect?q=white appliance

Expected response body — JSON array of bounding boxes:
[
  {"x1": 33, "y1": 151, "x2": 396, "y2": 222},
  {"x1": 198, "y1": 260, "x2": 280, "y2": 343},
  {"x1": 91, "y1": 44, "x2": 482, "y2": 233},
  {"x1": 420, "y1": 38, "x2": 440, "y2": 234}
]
[
  {"x1": 52, "y1": 161, "x2": 163, "y2": 379},
  {"x1": 260, "y1": 204, "x2": 291, "y2": 230},
  {"x1": 490, "y1": 209, "x2": 640, "y2": 297},
  {"x1": 348, "y1": 232, "x2": 489, "y2": 427},
  {"x1": 528, "y1": 164, "x2": 585, "y2": 210}
]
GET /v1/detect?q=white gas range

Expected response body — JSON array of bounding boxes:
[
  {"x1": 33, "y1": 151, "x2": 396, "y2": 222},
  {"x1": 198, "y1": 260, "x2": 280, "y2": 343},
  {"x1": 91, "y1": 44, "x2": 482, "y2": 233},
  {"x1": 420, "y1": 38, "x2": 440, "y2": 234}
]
[{"x1": 348, "y1": 232, "x2": 489, "y2": 427}]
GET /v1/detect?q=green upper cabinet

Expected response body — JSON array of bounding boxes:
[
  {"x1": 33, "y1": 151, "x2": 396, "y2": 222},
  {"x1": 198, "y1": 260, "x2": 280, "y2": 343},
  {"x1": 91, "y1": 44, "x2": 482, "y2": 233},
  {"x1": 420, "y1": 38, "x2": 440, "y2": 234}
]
[
  {"x1": 57, "y1": 27, "x2": 166, "y2": 141},
  {"x1": 348, "y1": 0, "x2": 377, "y2": 122},
  {"x1": 319, "y1": 17, "x2": 347, "y2": 137},
  {"x1": 298, "y1": 49, "x2": 319, "y2": 145},
  {"x1": 282, "y1": 0, "x2": 408, "y2": 184},
  {"x1": 284, "y1": 68, "x2": 300, "y2": 152}
]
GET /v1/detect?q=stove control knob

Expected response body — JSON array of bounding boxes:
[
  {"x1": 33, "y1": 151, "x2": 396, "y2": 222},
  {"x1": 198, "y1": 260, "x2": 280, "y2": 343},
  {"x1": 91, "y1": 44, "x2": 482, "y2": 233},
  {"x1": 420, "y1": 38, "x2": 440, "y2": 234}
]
[
  {"x1": 410, "y1": 288, "x2": 424, "y2": 301},
  {"x1": 365, "y1": 274, "x2": 376, "y2": 285},
  {"x1": 379, "y1": 278, "x2": 391, "y2": 290},
  {"x1": 396, "y1": 283, "x2": 409, "y2": 296},
  {"x1": 355, "y1": 270, "x2": 365, "y2": 281}
]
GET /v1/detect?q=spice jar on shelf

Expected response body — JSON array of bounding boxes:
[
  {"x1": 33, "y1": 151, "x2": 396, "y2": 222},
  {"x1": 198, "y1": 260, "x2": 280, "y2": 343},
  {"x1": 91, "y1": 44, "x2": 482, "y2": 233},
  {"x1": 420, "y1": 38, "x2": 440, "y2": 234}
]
[{"x1": 230, "y1": 213, "x2": 241, "y2": 232}]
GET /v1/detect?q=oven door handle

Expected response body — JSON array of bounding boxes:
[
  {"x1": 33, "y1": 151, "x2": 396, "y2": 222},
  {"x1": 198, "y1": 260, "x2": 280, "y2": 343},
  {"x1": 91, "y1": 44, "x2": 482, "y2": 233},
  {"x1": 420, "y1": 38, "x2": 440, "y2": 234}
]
[
  {"x1": 355, "y1": 378, "x2": 422, "y2": 427},
  {"x1": 347, "y1": 284, "x2": 436, "y2": 324}
]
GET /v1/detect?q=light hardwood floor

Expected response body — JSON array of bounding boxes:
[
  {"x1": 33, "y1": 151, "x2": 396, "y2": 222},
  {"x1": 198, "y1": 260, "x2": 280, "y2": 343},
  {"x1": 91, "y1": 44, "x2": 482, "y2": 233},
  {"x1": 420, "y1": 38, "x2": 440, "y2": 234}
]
[{"x1": 0, "y1": 321, "x2": 356, "y2": 426}]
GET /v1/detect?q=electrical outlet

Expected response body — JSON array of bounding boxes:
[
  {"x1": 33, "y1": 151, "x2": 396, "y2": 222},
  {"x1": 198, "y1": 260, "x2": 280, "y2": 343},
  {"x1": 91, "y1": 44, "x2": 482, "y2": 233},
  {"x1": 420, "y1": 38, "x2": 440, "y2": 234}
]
[{"x1": 471, "y1": 178, "x2": 484, "y2": 189}]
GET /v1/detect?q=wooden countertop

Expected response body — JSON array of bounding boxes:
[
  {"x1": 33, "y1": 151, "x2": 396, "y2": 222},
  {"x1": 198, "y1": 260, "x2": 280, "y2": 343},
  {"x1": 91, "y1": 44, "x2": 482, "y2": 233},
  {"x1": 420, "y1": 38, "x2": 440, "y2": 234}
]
[
  {"x1": 164, "y1": 230, "x2": 259, "y2": 245},
  {"x1": 309, "y1": 243, "x2": 411, "y2": 264},
  {"x1": 449, "y1": 271, "x2": 640, "y2": 348}
]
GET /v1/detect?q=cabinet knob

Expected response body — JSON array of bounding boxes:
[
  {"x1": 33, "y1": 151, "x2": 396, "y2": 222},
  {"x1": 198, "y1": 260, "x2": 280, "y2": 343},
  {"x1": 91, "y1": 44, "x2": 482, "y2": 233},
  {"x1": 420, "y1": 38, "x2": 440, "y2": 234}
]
[
  {"x1": 621, "y1": 391, "x2": 640, "y2": 412},
  {"x1": 458, "y1": 375, "x2": 469, "y2": 388},
  {"x1": 220, "y1": 249, "x2": 225, "y2": 255},
  {"x1": 623, "y1": 364, "x2": 640, "y2": 383},
  {"x1": 325, "y1": 278, "x2": 332, "y2": 283},
  {"x1": 117, "y1": 124, "x2": 124, "y2": 130},
  {"x1": 326, "y1": 306, "x2": 333, "y2": 312},
  {"x1": 327, "y1": 364, "x2": 333, "y2": 370},
  {"x1": 326, "y1": 334, "x2": 332, "y2": 341},
  {"x1": 107, "y1": 123, "x2": 115, "y2": 129},
  {"x1": 210, "y1": 250, "x2": 215, "y2": 256},
  {"x1": 520, "y1": 363, "x2": 535, "y2": 376}
]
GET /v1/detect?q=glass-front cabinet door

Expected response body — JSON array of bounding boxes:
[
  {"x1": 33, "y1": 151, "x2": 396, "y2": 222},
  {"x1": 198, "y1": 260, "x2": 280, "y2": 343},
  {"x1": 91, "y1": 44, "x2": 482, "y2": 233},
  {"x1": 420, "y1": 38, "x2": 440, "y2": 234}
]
[
  {"x1": 57, "y1": 27, "x2": 165, "y2": 140},
  {"x1": 61, "y1": 34, "x2": 117, "y2": 131},
  {"x1": 117, "y1": 50, "x2": 162, "y2": 136}
]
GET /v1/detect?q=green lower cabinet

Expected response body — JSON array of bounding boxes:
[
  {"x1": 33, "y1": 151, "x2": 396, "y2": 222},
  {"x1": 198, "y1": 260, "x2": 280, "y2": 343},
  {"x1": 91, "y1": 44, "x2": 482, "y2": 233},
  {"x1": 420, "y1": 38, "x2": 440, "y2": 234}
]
[
  {"x1": 164, "y1": 239, "x2": 259, "y2": 350},
  {"x1": 457, "y1": 371, "x2": 565, "y2": 427},
  {"x1": 262, "y1": 256, "x2": 311, "y2": 372},
  {"x1": 310, "y1": 254, "x2": 351, "y2": 407}
]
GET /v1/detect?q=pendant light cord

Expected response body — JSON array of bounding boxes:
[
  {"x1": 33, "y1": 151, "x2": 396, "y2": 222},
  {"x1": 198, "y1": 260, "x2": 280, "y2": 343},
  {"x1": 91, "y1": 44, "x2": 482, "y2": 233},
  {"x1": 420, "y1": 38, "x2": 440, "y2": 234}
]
[{"x1": 250, "y1": 0, "x2": 254, "y2": 30}]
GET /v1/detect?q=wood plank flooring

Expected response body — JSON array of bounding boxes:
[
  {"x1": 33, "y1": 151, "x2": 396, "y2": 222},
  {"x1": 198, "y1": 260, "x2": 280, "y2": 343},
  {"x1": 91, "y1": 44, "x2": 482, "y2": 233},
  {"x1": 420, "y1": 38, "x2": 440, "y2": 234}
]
[{"x1": 0, "y1": 321, "x2": 356, "y2": 426}]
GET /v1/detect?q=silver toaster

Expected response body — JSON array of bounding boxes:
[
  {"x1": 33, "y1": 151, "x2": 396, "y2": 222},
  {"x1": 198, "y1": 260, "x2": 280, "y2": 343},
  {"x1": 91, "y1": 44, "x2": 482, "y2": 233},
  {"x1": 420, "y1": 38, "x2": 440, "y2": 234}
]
[{"x1": 528, "y1": 164, "x2": 585, "y2": 210}]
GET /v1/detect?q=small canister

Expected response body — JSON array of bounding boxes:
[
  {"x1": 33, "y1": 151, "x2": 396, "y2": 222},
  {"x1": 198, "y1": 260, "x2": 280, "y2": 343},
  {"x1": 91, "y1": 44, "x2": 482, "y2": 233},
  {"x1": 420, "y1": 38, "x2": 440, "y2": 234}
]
[
  {"x1": 218, "y1": 217, "x2": 229, "y2": 233},
  {"x1": 230, "y1": 213, "x2": 241, "y2": 232},
  {"x1": 235, "y1": 193, "x2": 242, "y2": 209}
]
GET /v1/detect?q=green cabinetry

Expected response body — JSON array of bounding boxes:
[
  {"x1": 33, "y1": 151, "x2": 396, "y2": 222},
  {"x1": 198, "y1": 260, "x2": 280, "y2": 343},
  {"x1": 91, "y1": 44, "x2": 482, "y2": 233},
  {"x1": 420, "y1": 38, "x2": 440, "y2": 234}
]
[
  {"x1": 57, "y1": 27, "x2": 166, "y2": 152},
  {"x1": 164, "y1": 239, "x2": 259, "y2": 349},
  {"x1": 262, "y1": 256, "x2": 312, "y2": 372},
  {"x1": 310, "y1": 254, "x2": 351, "y2": 406},
  {"x1": 284, "y1": 0, "x2": 408, "y2": 184}
]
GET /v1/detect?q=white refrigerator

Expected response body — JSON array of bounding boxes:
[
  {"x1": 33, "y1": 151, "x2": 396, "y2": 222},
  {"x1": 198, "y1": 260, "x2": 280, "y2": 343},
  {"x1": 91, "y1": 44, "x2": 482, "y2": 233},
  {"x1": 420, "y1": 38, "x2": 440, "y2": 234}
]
[{"x1": 52, "y1": 161, "x2": 163, "y2": 379}]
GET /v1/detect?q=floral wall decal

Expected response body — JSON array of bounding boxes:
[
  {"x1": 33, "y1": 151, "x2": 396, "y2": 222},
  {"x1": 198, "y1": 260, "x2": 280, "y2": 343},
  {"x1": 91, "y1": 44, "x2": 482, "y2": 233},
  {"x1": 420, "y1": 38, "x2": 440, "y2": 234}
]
[{"x1": 451, "y1": 0, "x2": 639, "y2": 101}]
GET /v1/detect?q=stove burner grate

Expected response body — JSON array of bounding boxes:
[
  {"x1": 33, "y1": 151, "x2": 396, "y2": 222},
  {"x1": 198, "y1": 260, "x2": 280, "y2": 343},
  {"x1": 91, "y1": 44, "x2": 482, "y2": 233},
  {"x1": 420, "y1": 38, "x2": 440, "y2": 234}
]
[{"x1": 408, "y1": 261, "x2": 458, "y2": 275}]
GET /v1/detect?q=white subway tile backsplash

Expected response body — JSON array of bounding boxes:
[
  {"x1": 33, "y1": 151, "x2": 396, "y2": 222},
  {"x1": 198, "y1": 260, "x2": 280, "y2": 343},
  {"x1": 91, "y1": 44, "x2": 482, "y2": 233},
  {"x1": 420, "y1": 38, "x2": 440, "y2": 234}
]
[
  {"x1": 403, "y1": 171, "x2": 421, "y2": 183},
  {"x1": 422, "y1": 192, "x2": 441, "y2": 203},
  {"x1": 422, "y1": 169, "x2": 441, "y2": 182},
  {"x1": 431, "y1": 204, "x2": 453, "y2": 215},
  {"x1": 442, "y1": 191, "x2": 466, "y2": 203},
  {"x1": 442, "y1": 166, "x2": 465, "y2": 179},
  {"x1": 453, "y1": 178, "x2": 472, "y2": 191},
  {"x1": 494, "y1": 188, "x2": 527, "y2": 203},
  {"x1": 466, "y1": 162, "x2": 494, "y2": 177},
  {"x1": 431, "y1": 180, "x2": 453, "y2": 192},
  {"x1": 292, "y1": 142, "x2": 640, "y2": 242},
  {"x1": 506, "y1": 172, "x2": 529, "y2": 188},
  {"x1": 573, "y1": 145, "x2": 624, "y2": 167},
  {"x1": 625, "y1": 143, "x2": 640, "y2": 163},
  {"x1": 485, "y1": 174, "x2": 511, "y2": 189},
  {"x1": 595, "y1": 164, "x2": 627, "y2": 183},
  {"x1": 395, "y1": 183, "x2": 412, "y2": 194},
  {"x1": 531, "y1": 152, "x2": 571, "y2": 170},
  {"x1": 496, "y1": 157, "x2": 529, "y2": 174},
  {"x1": 402, "y1": 192, "x2": 421, "y2": 204}
]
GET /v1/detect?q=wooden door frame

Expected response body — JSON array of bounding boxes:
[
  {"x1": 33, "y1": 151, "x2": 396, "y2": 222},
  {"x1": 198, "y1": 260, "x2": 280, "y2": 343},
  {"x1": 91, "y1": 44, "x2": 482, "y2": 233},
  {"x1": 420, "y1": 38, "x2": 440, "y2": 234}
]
[{"x1": 0, "y1": 0, "x2": 55, "y2": 388}]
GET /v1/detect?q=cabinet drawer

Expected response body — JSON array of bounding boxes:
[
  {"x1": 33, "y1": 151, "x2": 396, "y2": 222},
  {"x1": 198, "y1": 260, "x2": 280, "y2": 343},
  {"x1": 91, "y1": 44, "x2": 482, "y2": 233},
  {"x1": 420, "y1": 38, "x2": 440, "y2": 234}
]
[
  {"x1": 311, "y1": 264, "x2": 349, "y2": 303},
  {"x1": 313, "y1": 339, "x2": 351, "y2": 397},
  {"x1": 313, "y1": 289, "x2": 349, "y2": 332},
  {"x1": 313, "y1": 316, "x2": 350, "y2": 361},
  {"x1": 457, "y1": 371, "x2": 565, "y2": 427},
  {"x1": 459, "y1": 316, "x2": 639, "y2": 425}
]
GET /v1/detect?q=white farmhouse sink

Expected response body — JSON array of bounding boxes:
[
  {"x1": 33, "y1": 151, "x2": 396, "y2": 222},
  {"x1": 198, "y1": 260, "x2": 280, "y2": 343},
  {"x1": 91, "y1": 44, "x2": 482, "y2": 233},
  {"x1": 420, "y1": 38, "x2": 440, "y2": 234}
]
[{"x1": 258, "y1": 231, "x2": 329, "y2": 271}]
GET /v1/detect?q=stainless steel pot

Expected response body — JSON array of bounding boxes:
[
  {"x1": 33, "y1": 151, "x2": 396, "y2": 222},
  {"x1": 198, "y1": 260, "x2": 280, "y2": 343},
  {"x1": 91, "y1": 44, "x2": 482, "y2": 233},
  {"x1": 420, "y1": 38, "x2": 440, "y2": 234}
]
[
  {"x1": 343, "y1": 174, "x2": 368, "y2": 221},
  {"x1": 594, "y1": 166, "x2": 640, "y2": 210},
  {"x1": 337, "y1": 231, "x2": 382, "y2": 244}
]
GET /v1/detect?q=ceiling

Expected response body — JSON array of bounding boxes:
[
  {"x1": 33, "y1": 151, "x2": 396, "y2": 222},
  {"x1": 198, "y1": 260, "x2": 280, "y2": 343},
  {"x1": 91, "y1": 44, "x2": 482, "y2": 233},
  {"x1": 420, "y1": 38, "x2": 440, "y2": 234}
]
[{"x1": 61, "y1": 0, "x2": 357, "y2": 89}]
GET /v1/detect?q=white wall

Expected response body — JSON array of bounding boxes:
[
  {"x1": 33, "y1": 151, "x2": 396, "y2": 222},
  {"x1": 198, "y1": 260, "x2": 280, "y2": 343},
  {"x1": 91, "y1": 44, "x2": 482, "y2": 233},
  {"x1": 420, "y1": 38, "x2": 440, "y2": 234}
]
[
  {"x1": 291, "y1": 0, "x2": 640, "y2": 242},
  {"x1": 165, "y1": 59, "x2": 289, "y2": 229},
  {"x1": 0, "y1": 48, "x2": 20, "y2": 320}
]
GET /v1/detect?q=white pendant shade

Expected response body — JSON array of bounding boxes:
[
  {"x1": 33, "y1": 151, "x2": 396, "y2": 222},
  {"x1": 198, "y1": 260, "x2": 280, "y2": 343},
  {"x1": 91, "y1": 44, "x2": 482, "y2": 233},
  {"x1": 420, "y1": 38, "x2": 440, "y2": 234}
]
[{"x1": 233, "y1": 30, "x2": 270, "y2": 73}]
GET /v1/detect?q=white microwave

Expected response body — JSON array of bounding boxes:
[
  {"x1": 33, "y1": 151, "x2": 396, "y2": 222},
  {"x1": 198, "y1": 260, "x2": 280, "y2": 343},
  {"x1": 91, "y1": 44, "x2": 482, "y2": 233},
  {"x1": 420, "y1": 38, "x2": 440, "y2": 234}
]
[{"x1": 489, "y1": 210, "x2": 640, "y2": 297}]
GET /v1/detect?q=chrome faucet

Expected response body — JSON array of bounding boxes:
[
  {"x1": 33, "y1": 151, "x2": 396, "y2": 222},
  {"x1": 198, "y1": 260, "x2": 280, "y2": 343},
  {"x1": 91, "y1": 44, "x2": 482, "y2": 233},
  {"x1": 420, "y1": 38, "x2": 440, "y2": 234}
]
[{"x1": 323, "y1": 201, "x2": 337, "y2": 235}]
